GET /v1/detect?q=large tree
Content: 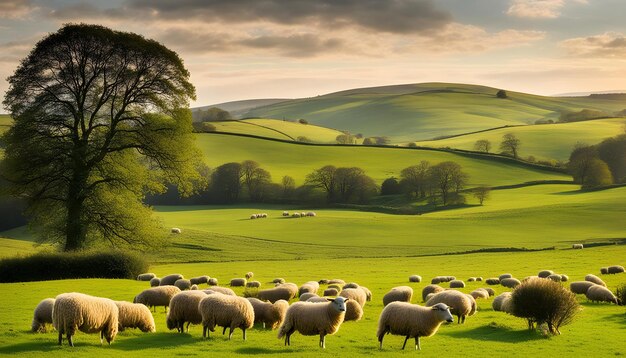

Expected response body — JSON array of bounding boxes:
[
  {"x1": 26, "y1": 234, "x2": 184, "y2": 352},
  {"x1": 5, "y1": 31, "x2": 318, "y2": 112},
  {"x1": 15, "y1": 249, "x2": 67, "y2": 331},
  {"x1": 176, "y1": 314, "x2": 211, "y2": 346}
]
[
  {"x1": 500, "y1": 133, "x2": 521, "y2": 158},
  {"x1": 429, "y1": 161, "x2": 468, "y2": 205},
  {"x1": 400, "y1": 161, "x2": 430, "y2": 198},
  {"x1": 1, "y1": 24, "x2": 202, "y2": 251}
]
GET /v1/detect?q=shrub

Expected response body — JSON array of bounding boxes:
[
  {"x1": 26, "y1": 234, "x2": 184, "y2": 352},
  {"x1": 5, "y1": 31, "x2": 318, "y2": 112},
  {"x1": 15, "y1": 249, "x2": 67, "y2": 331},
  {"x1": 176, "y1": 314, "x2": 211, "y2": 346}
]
[
  {"x1": 615, "y1": 284, "x2": 626, "y2": 306},
  {"x1": 0, "y1": 251, "x2": 149, "y2": 283},
  {"x1": 511, "y1": 278, "x2": 580, "y2": 335}
]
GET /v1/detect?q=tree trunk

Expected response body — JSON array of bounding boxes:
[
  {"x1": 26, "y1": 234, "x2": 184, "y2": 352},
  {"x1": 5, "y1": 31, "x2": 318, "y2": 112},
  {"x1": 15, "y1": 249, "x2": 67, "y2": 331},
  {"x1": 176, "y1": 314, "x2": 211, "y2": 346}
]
[{"x1": 65, "y1": 148, "x2": 89, "y2": 251}]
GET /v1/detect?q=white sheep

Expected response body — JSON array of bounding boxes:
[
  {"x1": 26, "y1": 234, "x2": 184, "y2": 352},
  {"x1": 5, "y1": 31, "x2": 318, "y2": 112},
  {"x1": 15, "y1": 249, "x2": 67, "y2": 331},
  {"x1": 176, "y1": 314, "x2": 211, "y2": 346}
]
[
  {"x1": 501, "y1": 277, "x2": 521, "y2": 288},
  {"x1": 31, "y1": 298, "x2": 55, "y2": 333},
  {"x1": 134, "y1": 286, "x2": 181, "y2": 312},
  {"x1": 426, "y1": 290, "x2": 475, "y2": 324},
  {"x1": 449, "y1": 280, "x2": 465, "y2": 288},
  {"x1": 149, "y1": 277, "x2": 161, "y2": 287},
  {"x1": 306, "y1": 212, "x2": 316, "y2": 217},
  {"x1": 377, "y1": 302, "x2": 453, "y2": 350},
  {"x1": 360, "y1": 286, "x2": 373, "y2": 302},
  {"x1": 166, "y1": 290, "x2": 208, "y2": 333},
  {"x1": 204, "y1": 287, "x2": 236, "y2": 296},
  {"x1": 482, "y1": 287, "x2": 495, "y2": 296},
  {"x1": 246, "y1": 281, "x2": 262, "y2": 288},
  {"x1": 299, "y1": 293, "x2": 318, "y2": 301},
  {"x1": 191, "y1": 284, "x2": 199, "y2": 290},
  {"x1": 600, "y1": 267, "x2": 609, "y2": 275},
  {"x1": 175, "y1": 279, "x2": 192, "y2": 291},
  {"x1": 114, "y1": 301, "x2": 156, "y2": 332},
  {"x1": 585, "y1": 274, "x2": 606, "y2": 287},
  {"x1": 230, "y1": 278, "x2": 247, "y2": 287},
  {"x1": 160, "y1": 274, "x2": 184, "y2": 286},
  {"x1": 324, "y1": 288, "x2": 339, "y2": 296},
  {"x1": 245, "y1": 272, "x2": 254, "y2": 280},
  {"x1": 272, "y1": 278, "x2": 286, "y2": 284},
  {"x1": 608, "y1": 265, "x2": 625, "y2": 274},
  {"x1": 499, "y1": 273, "x2": 513, "y2": 280},
  {"x1": 585, "y1": 285, "x2": 621, "y2": 305},
  {"x1": 421, "y1": 285, "x2": 444, "y2": 302},
  {"x1": 340, "y1": 288, "x2": 367, "y2": 307},
  {"x1": 247, "y1": 298, "x2": 289, "y2": 330},
  {"x1": 277, "y1": 296, "x2": 348, "y2": 348},
  {"x1": 137, "y1": 273, "x2": 156, "y2": 281},
  {"x1": 569, "y1": 281, "x2": 596, "y2": 294},
  {"x1": 537, "y1": 270, "x2": 553, "y2": 278},
  {"x1": 52, "y1": 292, "x2": 118, "y2": 347},
  {"x1": 470, "y1": 289, "x2": 490, "y2": 300},
  {"x1": 250, "y1": 214, "x2": 257, "y2": 219},
  {"x1": 257, "y1": 286, "x2": 294, "y2": 303},
  {"x1": 492, "y1": 292, "x2": 513, "y2": 313},
  {"x1": 282, "y1": 211, "x2": 289, "y2": 216},
  {"x1": 572, "y1": 244, "x2": 583, "y2": 249},
  {"x1": 190, "y1": 276, "x2": 210, "y2": 285},
  {"x1": 344, "y1": 299, "x2": 363, "y2": 321},
  {"x1": 171, "y1": 228, "x2": 182, "y2": 234},
  {"x1": 409, "y1": 275, "x2": 422, "y2": 283},
  {"x1": 298, "y1": 281, "x2": 319, "y2": 296},
  {"x1": 199, "y1": 293, "x2": 255, "y2": 340},
  {"x1": 208, "y1": 278, "x2": 219, "y2": 286},
  {"x1": 547, "y1": 274, "x2": 563, "y2": 282},
  {"x1": 327, "y1": 279, "x2": 346, "y2": 285},
  {"x1": 292, "y1": 213, "x2": 301, "y2": 218},
  {"x1": 383, "y1": 286, "x2": 413, "y2": 306},
  {"x1": 342, "y1": 282, "x2": 359, "y2": 289}
]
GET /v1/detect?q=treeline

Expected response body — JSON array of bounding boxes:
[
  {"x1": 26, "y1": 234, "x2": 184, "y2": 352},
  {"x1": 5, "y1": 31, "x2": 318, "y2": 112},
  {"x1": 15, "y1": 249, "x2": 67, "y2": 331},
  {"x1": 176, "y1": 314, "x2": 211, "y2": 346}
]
[{"x1": 568, "y1": 131, "x2": 626, "y2": 189}]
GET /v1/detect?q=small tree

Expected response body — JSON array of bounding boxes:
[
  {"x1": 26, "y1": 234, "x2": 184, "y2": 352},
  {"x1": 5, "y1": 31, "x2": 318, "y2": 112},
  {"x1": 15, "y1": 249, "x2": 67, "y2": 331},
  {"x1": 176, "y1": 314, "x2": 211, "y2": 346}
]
[
  {"x1": 298, "y1": 118, "x2": 308, "y2": 124},
  {"x1": 568, "y1": 144, "x2": 613, "y2": 189},
  {"x1": 381, "y1": 177, "x2": 402, "y2": 195},
  {"x1": 496, "y1": 89, "x2": 508, "y2": 99},
  {"x1": 336, "y1": 134, "x2": 356, "y2": 144},
  {"x1": 500, "y1": 133, "x2": 521, "y2": 158},
  {"x1": 281, "y1": 175, "x2": 295, "y2": 198},
  {"x1": 583, "y1": 159, "x2": 613, "y2": 189},
  {"x1": 474, "y1": 139, "x2": 492, "y2": 153},
  {"x1": 472, "y1": 186, "x2": 491, "y2": 205},
  {"x1": 305, "y1": 165, "x2": 337, "y2": 202},
  {"x1": 429, "y1": 161, "x2": 468, "y2": 205}
]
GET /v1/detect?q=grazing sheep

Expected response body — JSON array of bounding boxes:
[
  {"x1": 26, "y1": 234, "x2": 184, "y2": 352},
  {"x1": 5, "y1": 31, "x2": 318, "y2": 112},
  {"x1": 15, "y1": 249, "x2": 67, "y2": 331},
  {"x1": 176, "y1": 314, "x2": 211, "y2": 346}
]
[
  {"x1": 199, "y1": 294, "x2": 255, "y2": 340},
  {"x1": 424, "y1": 293, "x2": 436, "y2": 301},
  {"x1": 500, "y1": 278, "x2": 521, "y2": 288},
  {"x1": 421, "y1": 285, "x2": 444, "y2": 302},
  {"x1": 547, "y1": 274, "x2": 563, "y2": 282},
  {"x1": 149, "y1": 277, "x2": 161, "y2": 287},
  {"x1": 465, "y1": 294, "x2": 478, "y2": 317},
  {"x1": 470, "y1": 289, "x2": 490, "y2": 300},
  {"x1": 306, "y1": 212, "x2": 316, "y2": 217},
  {"x1": 537, "y1": 270, "x2": 553, "y2": 278},
  {"x1": 204, "y1": 287, "x2": 236, "y2": 296},
  {"x1": 282, "y1": 211, "x2": 289, "y2": 217},
  {"x1": 342, "y1": 282, "x2": 359, "y2": 289},
  {"x1": 585, "y1": 274, "x2": 606, "y2": 287},
  {"x1": 600, "y1": 267, "x2": 609, "y2": 275},
  {"x1": 114, "y1": 301, "x2": 156, "y2": 333},
  {"x1": 572, "y1": 244, "x2": 584, "y2": 249},
  {"x1": 383, "y1": 286, "x2": 413, "y2": 306},
  {"x1": 300, "y1": 212, "x2": 306, "y2": 217},
  {"x1": 247, "y1": 298, "x2": 289, "y2": 330},
  {"x1": 31, "y1": 298, "x2": 55, "y2": 333},
  {"x1": 261, "y1": 213, "x2": 268, "y2": 218},
  {"x1": 171, "y1": 228, "x2": 182, "y2": 234},
  {"x1": 134, "y1": 286, "x2": 181, "y2": 312},
  {"x1": 324, "y1": 288, "x2": 339, "y2": 296},
  {"x1": 482, "y1": 287, "x2": 495, "y2": 296},
  {"x1": 449, "y1": 280, "x2": 465, "y2": 288},
  {"x1": 174, "y1": 279, "x2": 192, "y2": 291},
  {"x1": 257, "y1": 287, "x2": 295, "y2": 303},
  {"x1": 299, "y1": 293, "x2": 318, "y2": 301},
  {"x1": 492, "y1": 292, "x2": 513, "y2": 312},
  {"x1": 166, "y1": 291, "x2": 207, "y2": 333},
  {"x1": 409, "y1": 275, "x2": 422, "y2": 283},
  {"x1": 245, "y1": 272, "x2": 254, "y2": 280},
  {"x1": 498, "y1": 273, "x2": 512, "y2": 280},
  {"x1": 277, "y1": 283, "x2": 299, "y2": 300},
  {"x1": 160, "y1": 274, "x2": 184, "y2": 286},
  {"x1": 137, "y1": 273, "x2": 156, "y2": 281},
  {"x1": 485, "y1": 278, "x2": 500, "y2": 285},
  {"x1": 277, "y1": 296, "x2": 348, "y2": 348},
  {"x1": 360, "y1": 286, "x2": 373, "y2": 302},
  {"x1": 318, "y1": 279, "x2": 329, "y2": 284},
  {"x1": 340, "y1": 288, "x2": 367, "y2": 308},
  {"x1": 53, "y1": 292, "x2": 118, "y2": 347},
  {"x1": 327, "y1": 284, "x2": 342, "y2": 290},
  {"x1": 476, "y1": 277, "x2": 483, "y2": 282},
  {"x1": 273, "y1": 278, "x2": 286, "y2": 284},
  {"x1": 190, "y1": 276, "x2": 209, "y2": 285},
  {"x1": 560, "y1": 274, "x2": 569, "y2": 282},
  {"x1": 246, "y1": 281, "x2": 262, "y2": 288},
  {"x1": 230, "y1": 278, "x2": 247, "y2": 287},
  {"x1": 430, "y1": 277, "x2": 442, "y2": 284},
  {"x1": 344, "y1": 300, "x2": 363, "y2": 321},
  {"x1": 306, "y1": 297, "x2": 329, "y2": 303},
  {"x1": 208, "y1": 278, "x2": 218, "y2": 286},
  {"x1": 585, "y1": 285, "x2": 621, "y2": 305},
  {"x1": 377, "y1": 302, "x2": 453, "y2": 350},
  {"x1": 426, "y1": 290, "x2": 475, "y2": 324},
  {"x1": 467, "y1": 277, "x2": 476, "y2": 282},
  {"x1": 250, "y1": 214, "x2": 258, "y2": 219},
  {"x1": 328, "y1": 279, "x2": 346, "y2": 285},
  {"x1": 608, "y1": 265, "x2": 625, "y2": 274},
  {"x1": 191, "y1": 285, "x2": 199, "y2": 290},
  {"x1": 292, "y1": 213, "x2": 301, "y2": 218},
  {"x1": 569, "y1": 281, "x2": 597, "y2": 294},
  {"x1": 299, "y1": 281, "x2": 320, "y2": 296}
]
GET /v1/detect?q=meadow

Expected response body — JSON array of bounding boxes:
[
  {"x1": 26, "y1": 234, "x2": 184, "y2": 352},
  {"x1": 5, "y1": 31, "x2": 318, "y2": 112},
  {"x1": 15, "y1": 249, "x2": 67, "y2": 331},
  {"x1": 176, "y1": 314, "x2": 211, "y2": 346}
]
[{"x1": 207, "y1": 119, "x2": 345, "y2": 143}]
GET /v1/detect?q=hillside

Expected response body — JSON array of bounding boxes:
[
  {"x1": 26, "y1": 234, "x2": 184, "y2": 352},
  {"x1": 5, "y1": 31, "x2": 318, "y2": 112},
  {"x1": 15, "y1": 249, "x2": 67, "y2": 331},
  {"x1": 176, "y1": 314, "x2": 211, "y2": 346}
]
[
  {"x1": 243, "y1": 83, "x2": 626, "y2": 142},
  {"x1": 207, "y1": 118, "x2": 345, "y2": 143},
  {"x1": 192, "y1": 98, "x2": 289, "y2": 118}
]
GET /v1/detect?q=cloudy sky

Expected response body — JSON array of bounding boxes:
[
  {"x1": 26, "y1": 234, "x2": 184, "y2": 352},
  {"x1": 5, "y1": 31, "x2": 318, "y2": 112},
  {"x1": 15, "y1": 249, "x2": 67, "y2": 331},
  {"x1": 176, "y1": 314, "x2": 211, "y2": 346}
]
[{"x1": 1, "y1": 0, "x2": 626, "y2": 106}]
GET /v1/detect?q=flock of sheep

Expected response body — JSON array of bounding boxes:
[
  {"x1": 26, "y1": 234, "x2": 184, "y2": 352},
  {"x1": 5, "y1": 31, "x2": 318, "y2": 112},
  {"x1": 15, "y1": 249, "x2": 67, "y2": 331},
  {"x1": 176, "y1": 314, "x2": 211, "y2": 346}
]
[
  {"x1": 249, "y1": 211, "x2": 317, "y2": 219},
  {"x1": 30, "y1": 264, "x2": 624, "y2": 350}
]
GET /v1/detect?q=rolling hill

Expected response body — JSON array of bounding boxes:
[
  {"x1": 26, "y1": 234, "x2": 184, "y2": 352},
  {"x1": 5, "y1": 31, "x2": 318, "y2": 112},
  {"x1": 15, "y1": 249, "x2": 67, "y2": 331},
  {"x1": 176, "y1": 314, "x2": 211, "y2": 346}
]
[
  {"x1": 192, "y1": 98, "x2": 289, "y2": 119},
  {"x1": 207, "y1": 118, "x2": 345, "y2": 143}
]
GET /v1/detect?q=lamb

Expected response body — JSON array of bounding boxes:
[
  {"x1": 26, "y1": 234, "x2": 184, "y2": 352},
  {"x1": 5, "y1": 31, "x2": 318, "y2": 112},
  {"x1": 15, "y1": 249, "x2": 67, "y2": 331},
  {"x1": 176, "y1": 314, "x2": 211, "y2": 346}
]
[
  {"x1": 377, "y1": 302, "x2": 453, "y2": 350},
  {"x1": 277, "y1": 296, "x2": 349, "y2": 348},
  {"x1": 230, "y1": 278, "x2": 247, "y2": 287},
  {"x1": 492, "y1": 292, "x2": 513, "y2": 313},
  {"x1": 149, "y1": 277, "x2": 161, "y2": 287},
  {"x1": 247, "y1": 298, "x2": 289, "y2": 330},
  {"x1": 421, "y1": 285, "x2": 444, "y2": 302},
  {"x1": 171, "y1": 228, "x2": 182, "y2": 234},
  {"x1": 498, "y1": 273, "x2": 512, "y2": 280},
  {"x1": 324, "y1": 288, "x2": 339, "y2": 296},
  {"x1": 208, "y1": 278, "x2": 219, "y2": 286},
  {"x1": 190, "y1": 276, "x2": 209, "y2": 285},
  {"x1": 572, "y1": 243, "x2": 584, "y2": 249},
  {"x1": 166, "y1": 290, "x2": 207, "y2": 333},
  {"x1": 257, "y1": 287, "x2": 295, "y2": 303},
  {"x1": 500, "y1": 277, "x2": 521, "y2": 288},
  {"x1": 344, "y1": 299, "x2": 363, "y2": 321},
  {"x1": 300, "y1": 212, "x2": 306, "y2": 217},
  {"x1": 608, "y1": 265, "x2": 625, "y2": 274},
  {"x1": 585, "y1": 274, "x2": 606, "y2": 287},
  {"x1": 137, "y1": 273, "x2": 156, "y2": 281},
  {"x1": 174, "y1": 279, "x2": 192, "y2": 291},
  {"x1": 449, "y1": 280, "x2": 465, "y2": 288},
  {"x1": 485, "y1": 278, "x2": 500, "y2": 285},
  {"x1": 246, "y1": 280, "x2": 262, "y2": 288},
  {"x1": 299, "y1": 293, "x2": 318, "y2": 301},
  {"x1": 245, "y1": 272, "x2": 254, "y2": 280},
  {"x1": 339, "y1": 288, "x2": 367, "y2": 307},
  {"x1": 199, "y1": 293, "x2": 255, "y2": 340},
  {"x1": 409, "y1": 275, "x2": 422, "y2": 283},
  {"x1": 470, "y1": 289, "x2": 490, "y2": 300},
  {"x1": 31, "y1": 298, "x2": 55, "y2": 333},
  {"x1": 52, "y1": 292, "x2": 118, "y2": 347},
  {"x1": 298, "y1": 281, "x2": 320, "y2": 296},
  {"x1": 204, "y1": 287, "x2": 236, "y2": 296},
  {"x1": 585, "y1": 285, "x2": 621, "y2": 305},
  {"x1": 537, "y1": 270, "x2": 553, "y2": 278},
  {"x1": 342, "y1": 282, "x2": 359, "y2": 289},
  {"x1": 383, "y1": 286, "x2": 413, "y2": 306},
  {"x1": 133, "y1": 286, "x2": 181, "y2": 312},
  {"x1": 360, "y1": 286, "x2": 373, "y2": 301},
  {"x1": 570, "y1": 281, "x2": 597, "y2": 294},
  {"x1": 426, "y1": 290, "x2": 475, "y2": 324},
  {"x1": 160, "y1": 274, "x2": 184, "y2": 286},
  {"x1": 600, "y1": 267, "x2": 609, "y2": 275},
  {"x1": 114, "y1": 301, "x2": 156, "y2": 333}
]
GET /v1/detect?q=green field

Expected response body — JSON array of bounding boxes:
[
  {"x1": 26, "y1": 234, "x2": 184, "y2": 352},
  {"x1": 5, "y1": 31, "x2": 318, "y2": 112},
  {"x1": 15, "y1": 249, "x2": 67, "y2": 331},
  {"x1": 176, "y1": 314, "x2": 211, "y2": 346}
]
[
  {"x1": 416, "y1": 118, "x2": 626, "y2": 162},
  {"x1": 244, "y1": 83, "x2": 626, "y2": 142},
  {"x1": 208, "y1": 119, "x2": 345, "y2": 143}
]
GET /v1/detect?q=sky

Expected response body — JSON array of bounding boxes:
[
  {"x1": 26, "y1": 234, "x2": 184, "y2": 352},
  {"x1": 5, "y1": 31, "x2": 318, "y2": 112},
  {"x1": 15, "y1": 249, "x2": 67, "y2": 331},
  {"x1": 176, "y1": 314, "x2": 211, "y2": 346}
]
[{"x1": 1, "y1": 0, "x2": 626, "y2": 107}]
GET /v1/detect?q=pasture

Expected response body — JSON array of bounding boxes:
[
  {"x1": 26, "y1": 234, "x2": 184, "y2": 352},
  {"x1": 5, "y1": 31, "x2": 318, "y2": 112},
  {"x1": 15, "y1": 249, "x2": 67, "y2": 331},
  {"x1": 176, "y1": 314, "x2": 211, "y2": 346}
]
[{"x1": 207, "y1": 119, "x2": 345, "y2": 143}]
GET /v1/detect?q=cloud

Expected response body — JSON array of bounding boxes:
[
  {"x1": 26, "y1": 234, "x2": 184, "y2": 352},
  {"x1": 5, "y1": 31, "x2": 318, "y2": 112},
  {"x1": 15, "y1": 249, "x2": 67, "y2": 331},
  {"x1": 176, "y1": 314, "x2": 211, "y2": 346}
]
[
  {"x1": 0, "y1": 0, "x2": 36, "y2": 19},
  {"x1": 560, "y1": 32, "x2": 626, "y2": 58},
  {"x1": 506, "y1": 0, "x2": 587, "y2": 19}
]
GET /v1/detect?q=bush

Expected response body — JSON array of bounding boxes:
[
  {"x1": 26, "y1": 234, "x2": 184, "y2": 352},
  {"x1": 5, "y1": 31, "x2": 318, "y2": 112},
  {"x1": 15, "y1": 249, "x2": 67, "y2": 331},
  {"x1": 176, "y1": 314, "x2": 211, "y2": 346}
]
[
  {"x1": 511, "y1": 278, "x2": 580, "y2": 335},
  {"x1": 615, "y1": 284, "x2": 626, "y2": 306},
  {"x1": 0, "y1": 251, "x2": 149, "y2": 283}
]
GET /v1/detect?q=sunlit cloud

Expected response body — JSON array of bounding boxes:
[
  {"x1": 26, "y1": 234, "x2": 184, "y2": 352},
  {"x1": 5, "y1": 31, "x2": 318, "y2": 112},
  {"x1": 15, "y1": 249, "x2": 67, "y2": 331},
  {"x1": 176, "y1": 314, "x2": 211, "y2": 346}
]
[
  {"x1": 506, "y1": 0, "x2": 587, "y2": 19},
  {"x1": 560, "y1": 32, "x2": 626, "y2": 58}
]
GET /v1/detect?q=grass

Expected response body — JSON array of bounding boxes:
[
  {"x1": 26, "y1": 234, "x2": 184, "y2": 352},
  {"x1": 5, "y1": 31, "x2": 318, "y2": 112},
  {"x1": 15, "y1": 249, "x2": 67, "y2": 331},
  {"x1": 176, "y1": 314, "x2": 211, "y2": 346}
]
[
  {"x1": 416, "y1": 118, "x2": 626, "y2": 162},
  {"x1": 207, "y1": 119, "x2": 345, "y2": 143}
]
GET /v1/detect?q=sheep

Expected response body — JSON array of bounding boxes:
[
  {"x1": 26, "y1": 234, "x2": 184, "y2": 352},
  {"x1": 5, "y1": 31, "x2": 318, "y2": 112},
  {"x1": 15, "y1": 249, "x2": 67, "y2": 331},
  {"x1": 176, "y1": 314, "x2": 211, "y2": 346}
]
[
  {"x1": 245, "y1": 272, "x2": 254, "y2": 280},
  {"x1": 449, "y1": 280, "x2": 465, "y2": 288},
  {"x1": 327, "y1": 284, "x2": 342, "y2": 290},
  {"x1": 257, "y1": 287, "x2": 295, "y2": 303},
  {"x1": 485, "y1": 278, "x2": 500, "y2": 285},
  {"x1": 191, "y1": 285, "x2": 199, "y2": 290},
  {"x1": 273, "y1": 278, "x2": 286, "y2": 284},
  {"x1": 247, "y1": 298, "x2": 289, "y2": 330},
  {"x1": 277, "y1": 296, "x2": 348, "y2": 348},
  {"x1": 476, "y1": 277, "x2": 483, "y2": 282},
  {"x1": 160, "y1": 274, "x2": 184, "y2": 286},
  {"x1": 585, "y1": 285, "x2": 621, "y2": 305},
  {"x1": 547, "y1": 274, "x2": 563, "y2": 282},
  {"x1": 572, "y1": 243, "x2": 584, "y2": 249},
  {"x1": 250, "y1": 214, "x2": 258, "y2": 219},
  {"x1": 149, "y1": 277, "x2": 161, "y2": 287},
  {"x1": 608, "y1": 265, "x2": 625, "y2": 274},
  {"x1": 340, "y1": 288, "x2": 367, "y2": 308},
  {"x1": 324, "y1": 288, "x2": 339, "y2": 296},
  {"x1": 190, "y1": 276, "x2": 209, "y2": 285},
  {"x1": 492, "y1": 292, "x2": 513, "y2": 312},
  {"x1": 328, "y1": 279, "x2": 346, "y2": 285},
  {"x1": 430, "y1": 277, "x2": 442, "y2": 284},
  {"x1": 134, "y1": 286, "x2": 181, "y2": 312},
  {"x1": 467, "y1": 277, "x2": 476, "y2": 282},
  {"x1": 482, "y1": 287, "x2": 495, "y2": 296},
  {"x1": 300, "y1": 212, "x2": 306, "y2": 217},
  {"x1": 298, "y1": 281, "x2": 320, "y2": 296},
  {"x1": 199, "y1": 294, "x2": 255, "y2": 340},
  {"x1": 426, "y1": 290, "x2": 475, "y2": 324},
  {"x1": 500, "y1": 295, "x2": 514, "y2": 314},
  {"x1": 421, "y1": 285, "x2": 444, "y2": 302},
  {"x1": 31, "y1": 298, "x2": 55, "y2": 333},
  {"x1": 500, "y1": 278, "x2": 521, "y2": 288},
  {"x1": 470, "y1": 289, "x2": 490, "y2": 300},
  {"x1": 344, "y1": 299, "x2": 363, "y2": 321},
  {"x1": 465, "y1": 294, "x2": 478, "y2": 317},
  {"x1": 306, "y1": 296, "x2": 329, "y2": 303},
  {"x1": 409, "y1": 275, "x2": 422, "y2": 283},
  {"x1": 299, "y1": 293, "x2": 318, "y2": 301},
  {"x1": 246, "y1": 281, "x2": 262, "y2": 288},
  {"x1": 204, "y1": 287, "x2": 236, "y2": 296},
  {"x1": 174, "y1": 279, "x2": 192, "y2": 291},
  {"x1": 360, "y1": 286, "x2": 373, "y2": 301},
  {"x1": 292, "y1": 213, "x2": 301, "y2": 218},
  {"x1": 585, "y1": 274, "x2": 606, "y2": 287},
  {"x1": 498, "y1": 273, "x2": 512, "y2": 280},
  {"x1": 230, "y1": 278, "x2": 247, "y2": 287},
  {"x1": 600, "y1": 267, "x2": 609, "y2": 275},
  {"x1": 383, "y1": 286, "x2": 413, "y2": 306},
  {"x1": 52, "y1": 292, "x2": 118, "y2": 347},
  {"x1": 137, "y1": 273, "x2": 156, "y2": 281},
  {"x1": 342, "y1": 282, "x2": 359, "y2": 289},
  {"x1": 282, "y1": 211, "x2": 290, "y2": 216},
  {"x1": 114, "y1": 301, "x2": 156, "y2": 333},
  {"x1": 260, "y1": 213, "x2": 268, "y2": 218},
  {"x1": 277, "y1": 283, "x2": 299, "y2": 299},
  {"x1": 208, "y1": 278, "x2": 219, "y2": 286},
  {"x1": 166, "y1": 290, "x2": 207, "y2": 333},
  {"x1": 306, "y1": 211, "x2": 316, "y2": 217},
  {"x1": 377, "y1": 302, "x2": 453, "y2": 350},
  {"x1": 318, "y1": 279, "x2": 329, "y2": 284},
  {"x1": 560, "y1": 274, "x2": 569, "y2": 282},
  {"x1": 537, "y1": 270, "x2": 553, "y2": 278},
  {"x1": 569, "y1": 281, "x2": 597, "y2": 294},
  {"x1": 171, "y1": 228, "x2": 182, "y2": 234}
]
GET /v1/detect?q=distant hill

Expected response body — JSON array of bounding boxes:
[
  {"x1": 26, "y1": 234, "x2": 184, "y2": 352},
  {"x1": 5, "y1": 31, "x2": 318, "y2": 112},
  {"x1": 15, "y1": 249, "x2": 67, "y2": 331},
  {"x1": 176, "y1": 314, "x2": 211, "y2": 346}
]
[{"x1": 192, "y1": 99, "x2": 289, "y2": 120}]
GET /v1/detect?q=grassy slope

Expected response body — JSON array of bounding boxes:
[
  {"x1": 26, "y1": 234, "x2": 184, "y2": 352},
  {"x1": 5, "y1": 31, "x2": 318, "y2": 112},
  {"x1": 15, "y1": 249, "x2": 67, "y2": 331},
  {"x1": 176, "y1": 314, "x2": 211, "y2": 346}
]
[
  {"x1": 194, "y1": 133, "x2": 567, "y2": 186},
  {"x1": 244, "y1": 83, "x2": 626, "y2": 142},
  {"x1": 208, "y1": 119, "x2": 345, "y2": 143},
  {"x1": 416, "y1": 118, "x2": 626, "y2": 162}
]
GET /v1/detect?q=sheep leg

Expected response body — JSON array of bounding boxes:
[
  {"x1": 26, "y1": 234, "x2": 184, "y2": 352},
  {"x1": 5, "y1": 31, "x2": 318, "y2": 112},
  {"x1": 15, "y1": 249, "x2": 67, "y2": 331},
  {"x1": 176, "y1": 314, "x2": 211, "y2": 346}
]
[
  {"x1": 222, "y1": 326, "x2": 227, "y2": 335},
  {"x1": 242, "y1": 328, "x2": 247, "y2": 341},
  {"x1": 67, "y1": 334, "x2": 74, "y2": 347},
  {"x1": 320, "y1": 334, "x2": 326, "y2": 349},
  {"x1": 228, "y1": 327, "x2": 234, "y2": 340},
  {"x1": 58, "y1": 332, "x2": 63, "y2": 345},
  {"x1": 378, "y1": 330, "x2": 386, "y2": 349},
  {"x1": 186, "y1": 322, "x2": 191, "y2": 333},
  {"x1": 457, "y1": 315, "x2": 461, "y2": 324},
  {"x1": 402, "y1": 336, "x2": 409, "y2": 350},
  {"x1": 461, "y1": 315, "x2": 466, "y2": 324},
  {"x1": 100, "y1": 331, "x2": 104, "y2": 345},
  {"x1": 415, "y1": 336, "x2": 421, "y2": 351}
]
